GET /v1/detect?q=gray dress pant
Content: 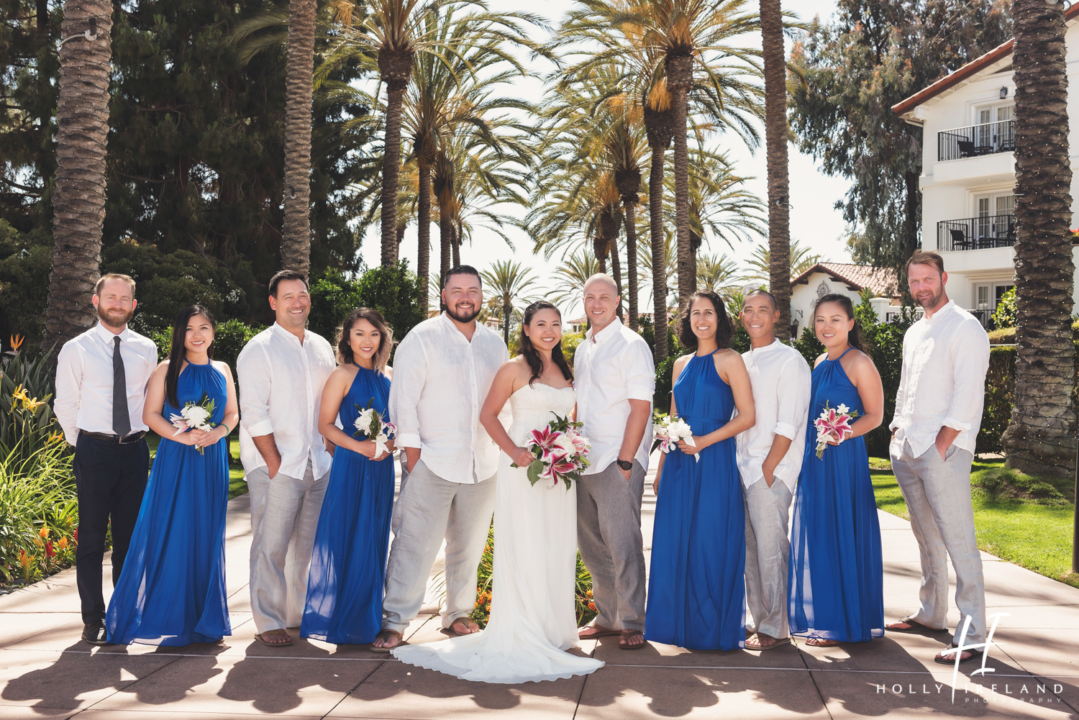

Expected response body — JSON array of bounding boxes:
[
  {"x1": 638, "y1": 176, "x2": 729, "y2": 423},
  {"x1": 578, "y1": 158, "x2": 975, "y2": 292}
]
[
  {"x1": 576, "y1": 460, "x2": 647, "y2": 632},
  {"x1": 247, "y1": 462, "x2": 330, "y2": 633},
  {"x1": 744, "y1": 479, "x2": 793, "y2": 639},
  {"x1": 382, "y1": 460, "x2": 497, "y2": 634},
  {"x1": 890, "y1": 442, "x2": 987, "y2": 645}
]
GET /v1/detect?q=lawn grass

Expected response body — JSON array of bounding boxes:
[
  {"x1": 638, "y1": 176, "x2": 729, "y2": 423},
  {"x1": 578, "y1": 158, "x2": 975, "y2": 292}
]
[
  {"x1": 869, "y1": 457, "x2": 1079, "y2": 590},
  {"x1": 148, "y1": 434, "x2": 248, "y2": 500}
]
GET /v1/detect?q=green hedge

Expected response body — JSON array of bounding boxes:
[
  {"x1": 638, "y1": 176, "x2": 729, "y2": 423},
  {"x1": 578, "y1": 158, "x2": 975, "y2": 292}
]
[
  {"x1": 308, "y1": 263, "x2": 425, "y2": 352},
  {"x1": 149, "y1": 318, "x2": 264, "y2": 378}
]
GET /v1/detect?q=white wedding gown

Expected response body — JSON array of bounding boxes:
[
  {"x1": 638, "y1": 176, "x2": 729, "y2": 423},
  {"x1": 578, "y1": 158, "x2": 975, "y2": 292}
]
[{"x1": 391, "y1": 383, "x2": 604, "y2": 683}]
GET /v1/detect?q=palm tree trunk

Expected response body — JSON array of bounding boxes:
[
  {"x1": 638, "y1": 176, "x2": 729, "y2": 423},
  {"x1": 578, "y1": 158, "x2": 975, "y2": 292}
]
[
  {"x1": 417, "y1": 163, "x2": 431, "y2": 315},
  {"x1": 667, "y1": 53, "x2": 694, "y2": 317},
  {"x1": 1002, "y1": 0, "x2": 1076, "y2": 476},
  {"x1": 280, "y1": 0, "x2": 316, "y2": 276},
  {"x1": 761, "y1": 0, "x2": 791, "y2": 339},
  {"x1": 439, "y1": 201, "x2": 451, "y2": 290},
  {"x1": 593, "y1": 235, "x2": 607, "y2": 275},
  {"x1": 380, "y1": 82, "x2": 406, "y2": 267},
  {"x1": 43, "y1": 1, "x2": 112, "y2": 354},
  {"x1": 609, "y1": 235, "x2": 624, "y2": 321},
  {"x1": 624, "y1": 201, "x2": 639, "y2": 330},
  {"x1": 648, "y1": 140, "x2": 669, "y2": 361},
  {"x1": 452, "y1": 225, "x2": 461, "y2": 267}
]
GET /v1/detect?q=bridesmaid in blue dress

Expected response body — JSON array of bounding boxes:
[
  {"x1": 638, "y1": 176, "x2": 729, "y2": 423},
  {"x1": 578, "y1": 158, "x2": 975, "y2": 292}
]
[
  {"x1": 107, "y1": 305, "x2": 239, "y2": 646},
  {"x1": 301, "y1": 308, "x2": 396, "y2": 645},
  {"x1": 646, "y1": 291, "x2": 756, "y2": 650},
  {"x1": 789, "y1": 293, "x2": 885, "y2": 646}
]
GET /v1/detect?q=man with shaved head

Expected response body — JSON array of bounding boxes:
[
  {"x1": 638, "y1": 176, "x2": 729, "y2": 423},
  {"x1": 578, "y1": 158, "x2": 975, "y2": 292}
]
[{"x1": 574, "y1": 274, "x2": 655, "y2": 650}]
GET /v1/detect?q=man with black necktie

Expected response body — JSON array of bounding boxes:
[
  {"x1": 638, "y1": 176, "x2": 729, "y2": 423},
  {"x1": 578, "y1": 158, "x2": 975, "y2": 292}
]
[{"x1": 54, "y1": 273, "x2": 158, "y2": 645}]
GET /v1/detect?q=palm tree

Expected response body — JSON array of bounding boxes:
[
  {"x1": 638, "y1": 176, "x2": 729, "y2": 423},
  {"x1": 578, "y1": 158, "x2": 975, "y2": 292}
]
[
  {"x1": 1002, "y1": 0, "x2": 1075, "y2": 475},
  {"x1": 696, "y1": 252, "x2": 742, "y2": 296},
  {"x1": 43, "y1": 2, "x2": 112, "y2": 353},
  {"x1": 686, "y1": 149, "x2": 766, "y2": 251},
  {"x1": 550, "y1": 250, "x2": 602, "y2": 315},
  {"x1": 759, "y1": 0, "x2": 791, "y2": 338},
  {"x1": 280, "y1": 0, "x2": 319, "y2": 276},
  {"x1": 743, "y1": 239, "x2": 820, "y2": 285},
  {"x1": 481, "y1": 259, "x2": 539, "y2": 345}
]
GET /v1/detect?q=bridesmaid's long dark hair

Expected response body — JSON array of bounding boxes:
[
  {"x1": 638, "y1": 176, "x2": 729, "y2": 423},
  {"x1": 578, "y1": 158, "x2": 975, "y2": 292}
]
[
  {"x1": 166, "y1": 305, "x2": 216, "y2": 408},
  {"x1": 813, "y1": 294, "x2": 869, "y2": 354},
  {"x1": 518, "y1": 301, "x2": 573, "y2": 386}
]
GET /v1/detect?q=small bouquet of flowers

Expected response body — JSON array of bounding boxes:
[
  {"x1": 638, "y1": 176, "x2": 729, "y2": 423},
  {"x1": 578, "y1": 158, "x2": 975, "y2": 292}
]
[
  {"x1": 353, "y1": 398, "x2": 396, "y2": 458},
  {"x1": 651, "y1": 414, "x2": 698, "y2": 462},
  {"x1": 512, "y1": 413, "x2": 591, "y2": 490},
  {"x1": 170, "y1": 394, "x2": 216, "y2": 455},
  {"x1": 814, "y1": 402, "x2": 860, "y2": 460}
]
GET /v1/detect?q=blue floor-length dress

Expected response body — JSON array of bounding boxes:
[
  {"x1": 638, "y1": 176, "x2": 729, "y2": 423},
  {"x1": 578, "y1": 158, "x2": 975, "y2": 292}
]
[
  {"x1": 645, "y1": 350, "x2": 746, "y2": 650},
  {"x1": 301, "y1": 364, "x2": 394, "y2": 645},
  {"x1": 789, "y1": 347, "x2": 884, "y2": 643},
  {"x1": 106, "y1": 361, "x2": 231, "y2": 646}
]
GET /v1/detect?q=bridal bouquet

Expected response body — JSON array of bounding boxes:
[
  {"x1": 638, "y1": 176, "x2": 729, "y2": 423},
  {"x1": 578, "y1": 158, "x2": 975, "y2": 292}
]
[
  {"x1": 651, "y1": 414, "x2": 699, "y2": 462},
  {"x1": 814, "y1": 402, "x2": 860, "y2": 460},
  {"x1": 170, "y1": 394, "x2": 216, "y2": 455},
  {"x1": 512, "y1": 413, "x2": 591, "y2": 490},
  {"x1": 353, "y1": 398, "x2": 396, "y2": 457}
]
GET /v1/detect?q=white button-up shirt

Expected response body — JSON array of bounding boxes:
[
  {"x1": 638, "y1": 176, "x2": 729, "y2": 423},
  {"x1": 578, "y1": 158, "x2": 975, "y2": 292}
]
[
  {"x1": 388, "y1": 313, "x2": 508, "y2": 484},
  {"x1": 735, "y1": 339, "x2": 811, "y2": 492},
  {"x1": 54, "y1": 323, "x2": 159, "y2": 445},
  {"x1": 237, "y1": 323, "x2": 336, "y2": 479},
  {"x1": 890, "y1": 301, "x2": 990, "y2": 458},
  {"x1": 575, "y1": 318, "x2": 655, "y2": 474}
]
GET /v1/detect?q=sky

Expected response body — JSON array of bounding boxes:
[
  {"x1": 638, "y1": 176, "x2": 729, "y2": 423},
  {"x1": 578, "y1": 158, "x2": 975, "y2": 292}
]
[{"x1": 357, "y1": 0, "x2": 848, "y2": 314}]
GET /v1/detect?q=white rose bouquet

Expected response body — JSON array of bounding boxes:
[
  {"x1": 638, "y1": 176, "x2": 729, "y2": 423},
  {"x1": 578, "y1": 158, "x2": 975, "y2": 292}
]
[
  {"x1": 170, "y1": 394, "x2": 217, "y2": 455},
  {"x1": 651, "y1": 414, "x2": 699, "y2": 462},
  {"x1": 353, "y1": 397, "x2": 396, "y2": 458},
  {"x1": 512, "y1": 413, "x2": 591, "y2": 490}
]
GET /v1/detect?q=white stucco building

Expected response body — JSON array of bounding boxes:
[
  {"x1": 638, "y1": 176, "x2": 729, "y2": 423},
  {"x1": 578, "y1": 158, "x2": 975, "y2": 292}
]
[
  {"x1": 789, "y1": 263, "x2": 901, "y2": 338},
  {"x1": 893, "y1": 5, "x2": 1079, "y2": 325}
]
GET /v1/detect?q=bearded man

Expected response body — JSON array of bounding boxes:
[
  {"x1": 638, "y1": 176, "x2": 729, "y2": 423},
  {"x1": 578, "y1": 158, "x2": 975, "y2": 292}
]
[{"x1": 55, "y1": 273, "x2": 159, "y2": 646}]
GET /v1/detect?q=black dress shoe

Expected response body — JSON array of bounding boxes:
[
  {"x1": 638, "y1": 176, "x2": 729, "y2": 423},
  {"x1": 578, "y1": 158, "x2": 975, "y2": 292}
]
[{"x1": 82, "y1": 621, "x2": 108, "y2": 646}]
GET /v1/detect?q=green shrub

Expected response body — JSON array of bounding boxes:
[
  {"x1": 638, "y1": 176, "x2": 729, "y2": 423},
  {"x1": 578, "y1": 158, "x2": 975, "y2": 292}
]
[
  {"x1": 654, "y1": 356, "x2": 677, "y2": 413},
  {"x1": 991, "y1": 287, "x2": 1016, "y2": 329},
  {"x1": 1, "y1": 342, "x2": 63, "y2": 466},
  {"x1": 987, "y1": 326, "x2": 1015, "y2": 345},
  {"x1": 793, "y1": 325, "x2": 824, "y2": 367},
  {"x1": 0, "y1": 221, "x2": 51, "y2": 347},
  {"x1": 308, "y1": 263, "x2": 425, "y2": 352},
  {"x1": 561, "y1": 332, "x2": 584, "y2": 367}
]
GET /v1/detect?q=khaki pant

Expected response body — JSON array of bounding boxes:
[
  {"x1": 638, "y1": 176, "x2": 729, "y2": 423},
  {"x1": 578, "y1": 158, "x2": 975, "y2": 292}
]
[{"x1": 744, "y1": 479, "x2": 793, "y2": 639}]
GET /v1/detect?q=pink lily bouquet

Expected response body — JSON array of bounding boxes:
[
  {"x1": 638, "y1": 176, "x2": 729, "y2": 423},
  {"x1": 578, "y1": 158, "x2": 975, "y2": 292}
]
[
  {"x1": 353, "y1": 398, "x2": 396, "y2": 457},
  {"x1": 512, "y1": 413, "x2": 591, "y2": 490},
  {"x1": 651, "y1": 414, "x2": 699, "y2": 462},
  {"x1": 814, "y1": 402, "x2": 860, "y2": 460},
  {"x1": 170, "y1": 394, "x2": 216, "y2": 455}
]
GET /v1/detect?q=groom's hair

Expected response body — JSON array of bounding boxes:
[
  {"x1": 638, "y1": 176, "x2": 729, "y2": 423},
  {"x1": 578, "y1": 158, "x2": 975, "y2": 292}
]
[
  {"x1": 443, "y1": 265, "x2": 482, "y2": 289},
  {"x1": 268, "y1": 269, "x2": 309, "y2": 297},
  {"x1": 743, "y1": 289, "x2": 777, "y2": 312}
]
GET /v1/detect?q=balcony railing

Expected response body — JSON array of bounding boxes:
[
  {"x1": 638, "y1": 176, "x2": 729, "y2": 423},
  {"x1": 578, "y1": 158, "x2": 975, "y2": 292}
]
[
  {"x1": 937, "y1": 214, "x2": 1015, "y2": 252},
  {"x1": 938, "y1": 120, "x2": 1015, "y2": 161}
]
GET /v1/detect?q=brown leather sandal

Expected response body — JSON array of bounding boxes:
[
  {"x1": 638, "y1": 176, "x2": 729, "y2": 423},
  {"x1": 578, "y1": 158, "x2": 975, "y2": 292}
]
[
  {"x1": 619, "y1": 629, "x2": 646, "y2": 650},
  {"x1": 370, "y1": 629, "x2": 403, "y2": 653}
]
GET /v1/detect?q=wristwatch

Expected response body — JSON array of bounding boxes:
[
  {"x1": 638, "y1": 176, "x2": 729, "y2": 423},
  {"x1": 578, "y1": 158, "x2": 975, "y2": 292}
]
[{"x1": 616, "y1": 459, "x2": 633, "y2": 472}]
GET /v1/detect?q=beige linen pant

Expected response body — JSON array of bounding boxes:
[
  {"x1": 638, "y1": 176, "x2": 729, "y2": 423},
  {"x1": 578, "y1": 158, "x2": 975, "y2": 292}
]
[
  {"x1": 382, "y1": 460, "x2": 497, "y2": 634},
  {"x1": 890, "y1": 441, "x2": 987, "y2": 645},
  {"x1": 576, "y1": 460, "x2": 648, "y2": 632},
  {"x1": 744, "y1": 479, "x2": 794, "y2": 639},
  {"x1": 247, "y1": 462, "x2": 330, "y2": 633}
]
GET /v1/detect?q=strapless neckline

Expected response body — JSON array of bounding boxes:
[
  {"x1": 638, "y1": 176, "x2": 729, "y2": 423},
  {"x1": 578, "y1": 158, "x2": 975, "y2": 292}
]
[{"x1": 512, "y1": 382, "x2": 575, "y2": 397}]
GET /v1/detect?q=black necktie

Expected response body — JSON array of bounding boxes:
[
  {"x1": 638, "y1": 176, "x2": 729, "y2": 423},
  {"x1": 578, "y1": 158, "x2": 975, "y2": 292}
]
[{"x1": 113, "y1": 336, "x2": 131, "y2": 438}]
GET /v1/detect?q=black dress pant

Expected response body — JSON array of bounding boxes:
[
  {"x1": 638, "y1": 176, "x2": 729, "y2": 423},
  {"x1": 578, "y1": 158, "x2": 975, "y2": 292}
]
[{"x1": 72, "y1": 434, "x2": 149, "y2": 623}]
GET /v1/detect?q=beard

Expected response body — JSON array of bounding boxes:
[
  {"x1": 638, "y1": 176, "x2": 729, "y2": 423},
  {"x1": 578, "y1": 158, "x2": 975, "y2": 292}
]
[
  {"x1": 446, "y1": 302, "x2": 480, "y2": 324},
  {"x1": 98, "y1": 305, "x2": 134, "y2": 329},
  {"x1": 915, "y1": 287, "x2": 944, "y2": 310}
]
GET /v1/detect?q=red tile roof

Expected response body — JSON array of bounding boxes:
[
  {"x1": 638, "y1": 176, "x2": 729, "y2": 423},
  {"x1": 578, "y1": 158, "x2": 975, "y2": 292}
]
[
  {"x1": 892, "y1": 5, "x2": 1079, "y2": 118},
  {"x1": 792, "y1": 263, "x2": 900, "y2": 298}
]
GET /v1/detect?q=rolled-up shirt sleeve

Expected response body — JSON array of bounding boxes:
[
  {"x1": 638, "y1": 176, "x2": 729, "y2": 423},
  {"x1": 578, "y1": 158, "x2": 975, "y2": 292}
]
[
  {"x1": 942, "y1": 321, "x2": 990, "y2": 433},
  {"x1": 775, "y1": 354, "x2": 811, "y2": 439},
  {"x1": 54, "y1": 341, "x2": 82, "y2": 446},
  {"x1": 623, "y1": 339, "x2": 656, "y2": 402},
  {"x1": 387, "y1": 332, "x2": 426, "y2": 449},
  {"x1": 238, "y1": 344, "x2": 274, "y2": 437}
]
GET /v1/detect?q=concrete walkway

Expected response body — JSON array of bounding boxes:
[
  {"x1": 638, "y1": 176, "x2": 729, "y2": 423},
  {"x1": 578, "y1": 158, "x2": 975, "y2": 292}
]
[{"x1": 2, "y1": 455, "x2": 1078, "y2": 719}]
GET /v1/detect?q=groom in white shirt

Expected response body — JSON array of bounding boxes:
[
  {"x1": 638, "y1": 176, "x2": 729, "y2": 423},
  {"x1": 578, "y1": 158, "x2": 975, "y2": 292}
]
[
  {"x1": 885, "y1": 252, "x2": 990, "y2": 665},
  {"x1": 574, "y1": 274, "x2": 655, "y2": 650},
  {"x1": 374, "y1": 266, "x2": 508, "y2": 651},
  {"x1": 238, "y1": 270, "x2": 337, "y2": 647},
  {"x1": 737, "y1": 290, "x2": 810, "y2": 651}
]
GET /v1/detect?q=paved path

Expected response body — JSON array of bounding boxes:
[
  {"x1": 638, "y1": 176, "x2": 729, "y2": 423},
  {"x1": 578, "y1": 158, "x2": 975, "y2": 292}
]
[{"x1": 2, "y1": 455, "x2": 1078, "y2": 719}]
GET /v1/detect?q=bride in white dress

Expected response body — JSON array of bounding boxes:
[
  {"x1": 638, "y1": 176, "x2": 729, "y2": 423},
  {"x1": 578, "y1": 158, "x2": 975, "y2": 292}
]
[{"x1": 392, "y1": 301, "x2": 604, "y2": 683}]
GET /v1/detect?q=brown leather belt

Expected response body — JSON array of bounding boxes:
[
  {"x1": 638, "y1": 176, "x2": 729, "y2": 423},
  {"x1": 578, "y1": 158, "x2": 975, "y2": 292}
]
[{"x1": 80, "y1": 430, "x2": 147, "y2": 445}]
